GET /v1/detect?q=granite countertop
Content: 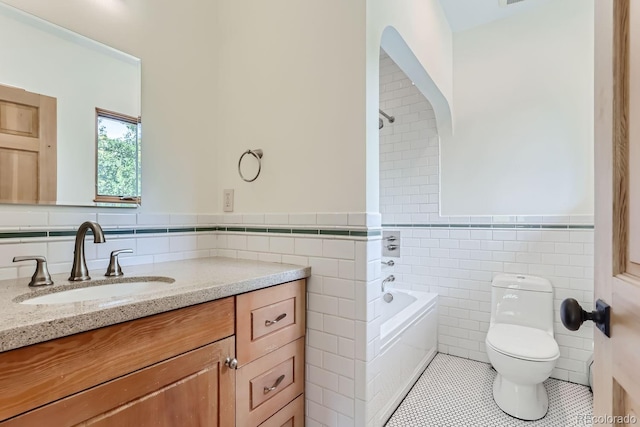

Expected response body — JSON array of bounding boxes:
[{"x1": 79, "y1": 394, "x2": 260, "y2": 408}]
[{"x1": 0, "y1": 257, "x2": 310, "y2": 353}]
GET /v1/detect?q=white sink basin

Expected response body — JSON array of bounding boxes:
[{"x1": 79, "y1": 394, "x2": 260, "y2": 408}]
[{"x1": 20, "y1": 278, "x2": 174, "y2": 305}]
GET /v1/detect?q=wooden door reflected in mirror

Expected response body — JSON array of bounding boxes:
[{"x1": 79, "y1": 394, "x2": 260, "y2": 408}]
[{"x1": 0, "y1": 84, "x2": 56, "y2": 204}]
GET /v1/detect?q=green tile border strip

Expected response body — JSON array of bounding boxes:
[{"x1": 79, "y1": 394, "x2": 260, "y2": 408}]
[
  {"x1": 135, "y1": 228, "x2": 169, "y2": 234},
  {"x1": 0, "y1": 231, "x2": 48, "y2": 239},
  {"x1": 226, "y1": 227, "x2": 246, "y2": 232},
  {"x1": 292, "y1": 229, "x2": 316, "y2": 235},
  {"x1": 0, "y1": 226, "x2": 382, "y2": 240},
  {"x1": 195, "y1": 227, "x2": 218, "y2": 232},
  {"x1": 381, "y1": 223, "x2": 594, "y2": 230},
  {"x1": 104, "y1": 229, "x2": 135, "y2": 235},
  {"x1": 0, "y1": 222, "x2": 593, "y2": 241},
  {"x1": 266, "y1": 228, "x2": 291, "y2": 234},
  {"x1": 320, "y1": 229, "x2": 350, "y2": 236},
  {"x1": 218, "y1": 227, "x2": 380, "y2": 237},
  {"x1": 168, "y1": 227, "x2": 196, "y2": 233},
  {"x1": 47, "y1": 230, "x2": 77, "y2": 237}
]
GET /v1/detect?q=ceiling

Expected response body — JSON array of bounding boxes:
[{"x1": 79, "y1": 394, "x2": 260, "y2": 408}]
[{"x1": 437, "y1": 0, "x2": 555, "y2": 32}]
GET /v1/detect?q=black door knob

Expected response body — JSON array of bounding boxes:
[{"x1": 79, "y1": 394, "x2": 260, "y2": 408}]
[
  {"x1": 560, "y1": 298, "x2": 611, "y2": 337},
  {"x1": 560, "y1": 298, "x2": 584, "y2": 331}
]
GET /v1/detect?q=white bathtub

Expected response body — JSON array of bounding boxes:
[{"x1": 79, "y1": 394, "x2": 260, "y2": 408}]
[{"x1": 374, "y1": 289, "x2": 438, "y2": 425}]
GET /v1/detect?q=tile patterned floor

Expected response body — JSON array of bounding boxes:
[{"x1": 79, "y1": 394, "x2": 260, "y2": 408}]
[{"x1": 386, "y1": 353, "x2": 593, "y2": 427}]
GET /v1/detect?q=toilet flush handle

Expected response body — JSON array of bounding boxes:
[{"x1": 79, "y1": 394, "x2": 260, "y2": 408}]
[{"x1": 560, "y1": 298, "x2": 610, "y2": 338}]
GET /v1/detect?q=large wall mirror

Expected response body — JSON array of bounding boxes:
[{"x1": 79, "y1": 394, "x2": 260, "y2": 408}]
[{"x1": 0, "y1": 2, "x2": 141, "y2": 207}]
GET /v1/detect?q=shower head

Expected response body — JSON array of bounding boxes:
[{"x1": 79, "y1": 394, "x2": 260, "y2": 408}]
[{"x1": 379, "y1": 109, "x2": 395, "y2": 128}]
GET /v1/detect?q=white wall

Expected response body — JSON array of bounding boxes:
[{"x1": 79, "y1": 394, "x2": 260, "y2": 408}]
[
  {"x1": 0, "y1": 0, "x2": 219, "y2": 213},
  {"x1": 367, "y1": 0, "x2": 453, "y2": 108},
  {"x1": 0, "y1": 4, "x2": 139, "y2": 205},
  {"x1": 0, "y1": 0, "x2": 453, "y2": 217},
  {"x1": 216, "y1": 0, "x2": 367, "y2": 214},
  {"x1": 441, "y1": 0, "x2": 594, "y2": 216}
]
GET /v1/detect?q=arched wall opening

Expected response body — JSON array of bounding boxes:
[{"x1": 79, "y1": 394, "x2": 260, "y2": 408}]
[{"x1": 366, "y1": 24, "x2": 453, "y2": 214}]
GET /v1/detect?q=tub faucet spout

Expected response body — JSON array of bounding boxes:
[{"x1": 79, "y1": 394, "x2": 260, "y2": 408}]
[
  {"x1": 382, "y1": 274, "x2": 395, "y2": 292},
  {"x1": 69, "y1": 221, "x2": 106, "y2": 281}
]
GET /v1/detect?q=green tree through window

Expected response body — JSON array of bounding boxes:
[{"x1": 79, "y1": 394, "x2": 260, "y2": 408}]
[{"x1": 96, "y1": 109, "x2": 141, "y2": 203}]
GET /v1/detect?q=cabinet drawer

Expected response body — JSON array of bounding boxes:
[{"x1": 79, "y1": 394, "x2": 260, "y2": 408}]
[
  {"x1": 250, "y1": 357, "x2": 294, "y2": 409},
  {"x1": 237, "y1": 279, "x2": 305, "y2": 365},
  {"x1": 259, "y1": 395, "x2": 304, "y2": 427},
  {"x1": 236, "y1": 338, "x2": 304, "y2": 427},
  {"x1": 252, "y1": 298, "x2": 295, "y2": 340}
]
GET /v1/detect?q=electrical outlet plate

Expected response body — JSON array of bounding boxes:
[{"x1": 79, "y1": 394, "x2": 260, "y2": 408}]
[{"x1": 223, "y1": 189, "x2": 234, "y2": 212}]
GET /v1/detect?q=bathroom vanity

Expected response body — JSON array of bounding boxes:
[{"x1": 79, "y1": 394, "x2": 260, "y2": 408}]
[{"x1": 0, "y1": 258, "x2": 309, "y2": 426}]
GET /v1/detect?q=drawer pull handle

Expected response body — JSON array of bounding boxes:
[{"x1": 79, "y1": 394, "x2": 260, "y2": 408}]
[
  {"x1": 264, "y1": 374, "x2": 285, "y2": 394},
  {"x1": 265, "y1": 313, "x2": 287, "y2": 327}
]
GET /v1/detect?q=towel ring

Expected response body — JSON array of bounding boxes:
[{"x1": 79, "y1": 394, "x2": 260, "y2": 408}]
[{"x1": 238, "y1": 149, "x2": 263, "y2": 182}]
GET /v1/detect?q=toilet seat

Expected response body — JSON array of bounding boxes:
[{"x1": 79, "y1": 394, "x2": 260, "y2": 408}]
[{"x1": 486, "y1": 324, "x2": 559, "y2": 362}]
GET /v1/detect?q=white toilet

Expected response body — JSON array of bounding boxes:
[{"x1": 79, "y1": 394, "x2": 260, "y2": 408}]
[{"x1": 485, "y1": 274, "x2": 560, "y2": 421}]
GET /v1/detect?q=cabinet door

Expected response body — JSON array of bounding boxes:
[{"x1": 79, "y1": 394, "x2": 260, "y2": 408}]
[{"x1": 2, "y1": 337, "x2": 235, "y2": 427}]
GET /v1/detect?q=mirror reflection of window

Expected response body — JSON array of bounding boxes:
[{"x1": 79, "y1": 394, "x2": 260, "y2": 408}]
[{"x1": 95, "y1": 109, "x2": 141, "y2": 204}]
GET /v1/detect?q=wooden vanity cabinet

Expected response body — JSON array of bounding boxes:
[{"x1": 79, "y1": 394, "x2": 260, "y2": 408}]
[
  {"x1": 0, "y1": 296, "x2": 236, "y2": 426},
  {"x1": 0, "y1": 278, "x2": 306, "y2": 427},
  {"x1": 2, "y1": 337, "x2": 236, "y2": 426}
]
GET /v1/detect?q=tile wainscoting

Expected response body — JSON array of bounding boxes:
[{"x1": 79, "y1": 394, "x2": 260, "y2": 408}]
[
  {"x1": 381, "y1": 218, "x2": 594, "y2": 387},
  {"x1": 0, "y1": 210, "x2": 382, "y2": 426},
  {"x1": 0, "y1": 209, "x2": 594, "y2": 426}
]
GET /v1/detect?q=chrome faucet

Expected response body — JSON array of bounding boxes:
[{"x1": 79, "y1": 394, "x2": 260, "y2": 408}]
[
  {"x1": 382, "y1": 275, "x2": 395, "y2": 292},
  {"x1": 69, "y1": 221, "x2": 106, "y2": 281}
]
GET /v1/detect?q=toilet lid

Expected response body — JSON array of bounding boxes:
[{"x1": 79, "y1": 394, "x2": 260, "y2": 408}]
[{"x1": 486, "y1": 324, "x2": 559, "y2": 361}]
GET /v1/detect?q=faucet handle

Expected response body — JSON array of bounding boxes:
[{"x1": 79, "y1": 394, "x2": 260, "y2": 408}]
[
  {"x1": 105, "y1": 249, "x2": 133, "y2": 277},
  {"x1": 13, "y1": 256, "x2": 54, "y2": 287}
]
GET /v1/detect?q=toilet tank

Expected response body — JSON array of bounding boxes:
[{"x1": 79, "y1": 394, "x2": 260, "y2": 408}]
[{"x1": 490, "y1": 274, "x2": 555, "y2": 335}]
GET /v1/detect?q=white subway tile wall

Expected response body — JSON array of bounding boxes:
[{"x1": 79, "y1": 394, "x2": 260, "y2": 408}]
[
  {"x1": 0, "y1": 211, "x2": 49, "y2": 228},
  {"x1": 383, "y1": 226, "x2": 593, "y2": 385},
  {"x1": 379, "y1": 49, "x2": 594, "y2": 386},
  {"x1": 169, "y1": 214, "x2": 199, "y2": 225},
  {"x1": 0, "y1": 212, "x2": 219, "y2": 280},
  {"x1": 214, "y1": 226, "x2": 372, "y2": 426},
  {"x1": 48, "y1": 212, "x2": 98, "y2": 227},
  {"x1": 214, "y1": 210, "x2": 390, "y2": 426}
]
